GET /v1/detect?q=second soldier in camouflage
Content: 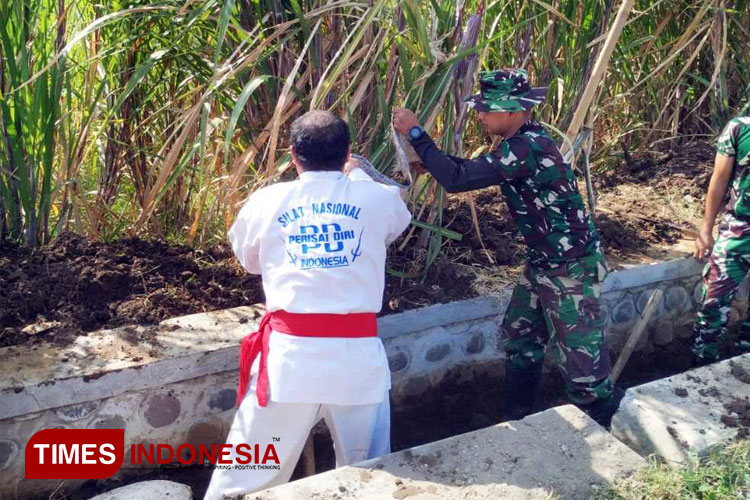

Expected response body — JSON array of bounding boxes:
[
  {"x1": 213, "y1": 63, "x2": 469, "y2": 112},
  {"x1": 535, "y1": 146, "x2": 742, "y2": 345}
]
[
  {"x1": 693, "y1": 116, "x2": 750, "y2": 363},
  {"x1": 393, "y1": 69, "x2": 618, "y2": 425}
]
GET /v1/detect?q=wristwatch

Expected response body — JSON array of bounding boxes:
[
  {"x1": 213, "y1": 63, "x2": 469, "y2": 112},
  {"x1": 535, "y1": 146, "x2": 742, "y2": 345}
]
[{"x1": 408, "y1": 125, "x2": 425, "y2": 141}]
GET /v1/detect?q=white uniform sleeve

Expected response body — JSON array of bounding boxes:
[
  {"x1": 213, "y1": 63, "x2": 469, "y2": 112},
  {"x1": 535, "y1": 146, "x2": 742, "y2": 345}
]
[
  {"x1": 386, "y1": 187, "x2": 412, "y2": 245},
  {"x1": 347, "y1": 167, "x2": 375, "y2": 182},
  {"x1": 227, "y1": 195, "x2": 263, "y2": 274}
]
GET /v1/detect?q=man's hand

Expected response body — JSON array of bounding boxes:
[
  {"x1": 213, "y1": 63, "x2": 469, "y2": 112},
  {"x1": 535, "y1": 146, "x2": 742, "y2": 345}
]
[
  {"x1": 393, "y1": 108, "x2": 420, "y2": 135},
  {"x1": 694, "y1": 229, "x2": 715, "y2": 261},
  {"x1": 343, "y1": 157, "x2": 360, "y2": 176}
]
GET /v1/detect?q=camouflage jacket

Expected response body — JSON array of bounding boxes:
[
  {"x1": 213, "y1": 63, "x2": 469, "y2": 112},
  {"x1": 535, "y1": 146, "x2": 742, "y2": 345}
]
[
  {"x1": 410, "y1": 120, "x2": 601, "y2": 267},
  {"x1": 717, "y1": 116, "x2": 750, "y2": 219}
]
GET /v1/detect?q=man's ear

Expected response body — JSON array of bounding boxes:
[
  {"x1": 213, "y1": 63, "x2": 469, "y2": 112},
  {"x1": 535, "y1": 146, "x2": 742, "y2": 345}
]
[
  {"x1": 291, "y1": 146, "x2": 299, "y2": 167},
  {"x1": 346, "y1": 145, "x2": 352, "y2": 162},
  {"x1": 291, "y1": 146, "x2": 304, "y2": 175}
]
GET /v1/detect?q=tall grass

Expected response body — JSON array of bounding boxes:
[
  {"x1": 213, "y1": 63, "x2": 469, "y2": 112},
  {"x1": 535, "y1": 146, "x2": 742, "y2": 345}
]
[{"x1": 1, "y1": 0, "x2": 748, "y2": 249}]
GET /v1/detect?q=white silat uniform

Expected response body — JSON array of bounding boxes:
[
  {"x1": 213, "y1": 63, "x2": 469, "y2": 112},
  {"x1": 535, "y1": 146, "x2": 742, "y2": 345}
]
[{"x1": 203, "y1": 168, "x2": 411, "y2": 500}]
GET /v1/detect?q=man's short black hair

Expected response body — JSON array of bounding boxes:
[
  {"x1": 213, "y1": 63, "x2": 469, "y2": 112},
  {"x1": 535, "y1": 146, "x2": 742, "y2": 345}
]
[{"x1": 290, "y1": 110, "x2": 350, "y2": 171}]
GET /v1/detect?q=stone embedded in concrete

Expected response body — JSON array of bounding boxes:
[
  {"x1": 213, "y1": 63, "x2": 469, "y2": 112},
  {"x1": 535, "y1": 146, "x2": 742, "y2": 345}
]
[
  {"x1": 251, "y1": 405, "x2": 645, "y2": 500},
  {"x1": 637, "y1": 289, "x2": 665, "y2": 317},
  {"x1": 634, "y1": 327, "x2": 651, "y2": 352},
  {"x1": 652, "y1": 319, "x2": 675, "y2": 346},
  {"x1": 677, "y1": 326, "x2": 694, "y2": 340},
  {"x1": 187, "y1": 420, "x2": 225, "y2": 451},
  {"x1": 693, "y1": 279, "x2": 704, "y2": 305},
  {"x1": 464, "y1": 332, "x2": 486, "y2": 355},
  {"x1": 400, "y1": 375, "x2": 430, "y2": 399},
  {"x1": 425, "y1": 343, "x2": 451, "y2": 362},
  {"x1": 612, "y1": 299, "x2": 636, "y2": 325},
  {"x1": 144, "y1": 394, "x2": 181, "y2": 428},
  {"x1": 665, "y1": 286, "x2": 689, "y2": 311},
  {"x1": 387, "y1": 350, "x2": 409, "y2": 373},
  {"x1": 93, "y1": 415, "x2": 126, "y2": 430},
  {"x1": 0, "y1": 439, "x2": 18, "y2": 471},
  {"x1": 56, "y1": 401, "x2": 99, "y2": 422},
  {"x1": 611, "y1": 354, "x2": 750, "y2": 464},
  {"x1": 88, "y1": 480, "x2": 192, "y2": 500},
  {"x1": 208, "y1": 389, "x2": 236, "y2": 412}
]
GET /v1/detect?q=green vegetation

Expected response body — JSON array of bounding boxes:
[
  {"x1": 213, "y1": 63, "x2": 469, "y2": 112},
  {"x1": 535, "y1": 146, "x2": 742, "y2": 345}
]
[
  {"x1": 1, "y1": 0, "x2": 748, "y2": 252},
  {"x1": 592, "y1": 439, "x2": 750, "y2": 500}
]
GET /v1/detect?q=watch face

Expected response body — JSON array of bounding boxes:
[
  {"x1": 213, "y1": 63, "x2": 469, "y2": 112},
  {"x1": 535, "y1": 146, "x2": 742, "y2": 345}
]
[{"x1": 409, "y1": 126, "x2": 422, "y2": 139}]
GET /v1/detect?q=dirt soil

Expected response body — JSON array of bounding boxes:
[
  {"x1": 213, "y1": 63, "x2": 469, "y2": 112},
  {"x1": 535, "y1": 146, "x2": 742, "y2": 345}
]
[
  {"x1": 0, "y1": 234, "x2": 262, "y2": 348},
  {"x1": 0, "y1": 142, "x2": 714, "y2": 348}
]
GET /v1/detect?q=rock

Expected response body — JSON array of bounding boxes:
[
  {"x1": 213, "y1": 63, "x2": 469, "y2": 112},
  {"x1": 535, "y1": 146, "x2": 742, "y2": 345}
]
[
  {"x1": 21, "y1": 321, "x2": 61, "y2": 335},
  {"x1": 652, "y1": 319, "x2": 675, "y2": 346},
  {"x1": 88, "y1": 480, "x2": 191, "y2": 500}
]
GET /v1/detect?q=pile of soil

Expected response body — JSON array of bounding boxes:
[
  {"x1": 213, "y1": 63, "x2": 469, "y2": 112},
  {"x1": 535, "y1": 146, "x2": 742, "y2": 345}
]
[
  {"x1": 593, "y1": 142, "x2": 714, "y2": 258},
  {"x1": 0, "y1": 142, "x2": 716, "y2": 348},
  {"x1": 597, "y1": 143, "x2": 714, "y2": 196},
  {"x1": 0, "y1": 233, "x2": 262, "y2": 348},
  {"x1": 0, "y1": 231, "x2": 481, "y2": 348}
]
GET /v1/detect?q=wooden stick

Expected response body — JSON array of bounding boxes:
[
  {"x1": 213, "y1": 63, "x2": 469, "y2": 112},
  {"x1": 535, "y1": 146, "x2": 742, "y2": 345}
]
[
  {"x1": 562, "y1": 0, "x2": 636, "y2": 155},
  {"x1": 582, "y1": 129, "x2": 596, "y2": 214},
  {"x1": 611, "y1": 288, "x2": 664, "y2": 383}
]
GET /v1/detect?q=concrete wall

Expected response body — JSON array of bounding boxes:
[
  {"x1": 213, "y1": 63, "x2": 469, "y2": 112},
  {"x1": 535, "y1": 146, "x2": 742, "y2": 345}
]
[{"x1": 0, "y1": 257, "x2": 738, "y2": 498}]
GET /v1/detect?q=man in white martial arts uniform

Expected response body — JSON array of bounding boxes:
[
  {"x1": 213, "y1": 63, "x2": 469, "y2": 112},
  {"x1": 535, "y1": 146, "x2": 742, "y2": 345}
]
[{"x1": 203, "y1": 110, "x2": 412, "y2": 500}]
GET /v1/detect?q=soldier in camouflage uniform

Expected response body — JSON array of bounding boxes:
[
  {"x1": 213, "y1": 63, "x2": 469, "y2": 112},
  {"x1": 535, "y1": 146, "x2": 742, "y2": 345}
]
[
  {"x1": 693, "y1": 116, "x2": 750, "y2": 364},
  {"x1": 393, "y1": 69, "x2": 618, "y2": 425}
]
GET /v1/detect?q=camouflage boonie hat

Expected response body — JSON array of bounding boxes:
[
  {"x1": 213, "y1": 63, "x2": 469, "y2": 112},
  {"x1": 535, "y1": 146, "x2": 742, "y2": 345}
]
[{"x1": 464, "y1": 69, "x2": 547, "y2": 112}]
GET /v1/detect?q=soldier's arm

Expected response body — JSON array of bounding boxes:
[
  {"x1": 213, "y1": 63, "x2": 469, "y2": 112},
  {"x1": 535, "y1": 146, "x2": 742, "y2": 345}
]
[
  {"x1": 694, "y1": 120, "x2": 738, "y2": 260},
  {"x1": 695, "y1": 153, "x2": 734, "y2": 260},
  {"x1": 409, "y1": 134, "x2": 534, "y2": 193}
]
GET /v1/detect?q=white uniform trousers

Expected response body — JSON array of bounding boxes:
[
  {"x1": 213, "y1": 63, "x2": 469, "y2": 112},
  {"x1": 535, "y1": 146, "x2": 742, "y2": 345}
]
[{"x1": 203, "y1": 390, "x2": 390, "y2": 500}]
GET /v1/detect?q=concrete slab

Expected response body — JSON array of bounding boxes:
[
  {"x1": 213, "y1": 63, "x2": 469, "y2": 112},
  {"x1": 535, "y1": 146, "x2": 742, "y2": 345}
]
[
  {"x1": 249, "y1": 405, "x2": 645, "y2": 500},
  {"x1": 0, "y1": 305, "x2": 263, "y2": 420},
  {"x1": 88, "y1": 480, "x2": 191, "y2": 500},
  {"x1": 611, "y1": 353, "x2": 750, "y2": 464}
]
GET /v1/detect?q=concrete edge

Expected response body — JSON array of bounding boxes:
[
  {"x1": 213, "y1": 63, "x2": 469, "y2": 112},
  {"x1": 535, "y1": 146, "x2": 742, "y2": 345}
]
[
  {"x1": 602, "y1": 257, "x2": 702, "y2": 293},
  {"x1": 1, "y1": 258, "x2": 704, "y2": 420}
]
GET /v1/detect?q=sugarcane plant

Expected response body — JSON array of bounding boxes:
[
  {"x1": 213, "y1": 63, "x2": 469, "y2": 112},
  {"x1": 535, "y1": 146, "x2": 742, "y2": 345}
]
[{"x1": 1, "y1": 0, "x2": 748, "y2": 254}]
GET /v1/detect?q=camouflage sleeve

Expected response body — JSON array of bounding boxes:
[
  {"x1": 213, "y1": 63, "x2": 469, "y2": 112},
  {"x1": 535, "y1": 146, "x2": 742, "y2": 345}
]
[
  {"x1": 716, "y1": 119, "x2": 739, "y2": 157},
  {"x1": 409, "y1": 134, "x2": 507, "y2": 193},
  {"x1": 409, "y1": 134, "x2": 534, "y2": 193}
]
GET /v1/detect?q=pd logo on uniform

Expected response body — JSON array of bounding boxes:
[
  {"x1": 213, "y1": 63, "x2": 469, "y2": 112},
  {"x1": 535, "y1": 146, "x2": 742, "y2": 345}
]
[{"x1": 25, "y1": 429, "x2": 125, "y2": 479}]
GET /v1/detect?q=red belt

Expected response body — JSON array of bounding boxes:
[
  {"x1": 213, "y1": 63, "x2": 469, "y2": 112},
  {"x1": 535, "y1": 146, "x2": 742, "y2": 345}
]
[{"x1": 236, "y1": 310, "x2": 378, "y2": 407}]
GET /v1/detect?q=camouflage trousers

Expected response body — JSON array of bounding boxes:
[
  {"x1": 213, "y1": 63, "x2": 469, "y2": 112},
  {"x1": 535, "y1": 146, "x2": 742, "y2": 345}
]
[
  {"x1": 501, "y1": 252, "x2": 613, "y2": 405},
  {"x1": 693, "y1": 214, "x2": 750, "y2": 361}
]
